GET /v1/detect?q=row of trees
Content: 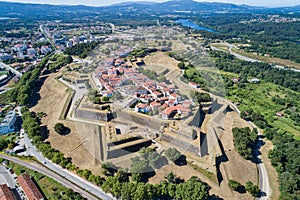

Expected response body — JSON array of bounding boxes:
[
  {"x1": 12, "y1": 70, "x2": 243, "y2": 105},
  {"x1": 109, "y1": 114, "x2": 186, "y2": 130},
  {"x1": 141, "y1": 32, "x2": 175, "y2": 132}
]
[
  {"x1": 101, "y1": 174, "x2": 209, "y2": 200},
  {"x1": 265, "y1": 129, "x2": 300, "y2": 199},
  {"x1": 64, "y1": 41, "x2": 100, "y2": 58},
  {"x1": 210, "y1": 50, "x2": 300, "y2": 92},
  {"x1": 228, "y1": 179, "x2": 260, "y2": 197},
  {"x1": 98, "y1": 147, "x2": 210, "y2": 199},
  {"x1": 48, "y1": 54, "x2": 73, "y2": 72},
  {"x1": 21, "y1": 107, "x2": 106, "y2": 189},
  {"x1": 6, "y1": 57, "x2": 48, "y2": 106}
]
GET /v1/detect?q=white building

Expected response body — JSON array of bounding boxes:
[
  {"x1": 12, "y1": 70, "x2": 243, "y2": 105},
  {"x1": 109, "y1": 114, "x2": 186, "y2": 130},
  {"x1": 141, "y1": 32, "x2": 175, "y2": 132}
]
[
  {"x1": 27, "y1": 48, "x2": 36, "y2": 57},
  {"x1": 40, "y1": 46, "x2": 52, "y2": 54},
  {"x1": 0, "y1": 53, "x2": 13, "y2": 61}
]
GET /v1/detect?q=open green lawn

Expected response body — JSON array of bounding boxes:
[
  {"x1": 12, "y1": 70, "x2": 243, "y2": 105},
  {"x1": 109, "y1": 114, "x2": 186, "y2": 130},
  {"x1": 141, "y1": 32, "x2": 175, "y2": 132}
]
[{"x1": 226, "y1": 82, "x2": 300, "y2": 139}]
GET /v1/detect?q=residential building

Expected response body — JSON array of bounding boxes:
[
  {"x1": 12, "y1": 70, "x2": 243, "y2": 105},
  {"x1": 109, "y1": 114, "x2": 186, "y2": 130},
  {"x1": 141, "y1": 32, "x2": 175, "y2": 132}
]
[
  {"x1": 27, "y1": 48, "x2": 36, "y2": 57},
  {"x1": 135, "y1": 103, "x2": 150, "y2": 113},
  {"x1": 0, "y1": 111, "x2": 16, "y2": 135},
  {"x1": 0, "y1": 53, "x2": 13, "y2": 62},
  {"x1": 40, "y1": 46, "x2": 52, "y2": 54},
  {"x1": 126, "y1": 86, "x2": 148, "y2": 95},
  {"x1": 189, "y1": 82, "x2": 200, "y2": 88},
  {"x1": 0, "y1": 184, "x2": 14, "y2": 200},
  {"x1": 17, "y1": 174, "x2": 44, "y2": 200},
  {"x1": 231, "y1": 78, "x2": 240, "y2": 83}
]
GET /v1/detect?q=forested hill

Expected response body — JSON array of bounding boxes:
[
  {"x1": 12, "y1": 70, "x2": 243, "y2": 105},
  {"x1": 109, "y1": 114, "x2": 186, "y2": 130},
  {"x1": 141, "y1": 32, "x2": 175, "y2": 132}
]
[{"x1": 0, "y1": 0, "x2": 300, "y2": 22}]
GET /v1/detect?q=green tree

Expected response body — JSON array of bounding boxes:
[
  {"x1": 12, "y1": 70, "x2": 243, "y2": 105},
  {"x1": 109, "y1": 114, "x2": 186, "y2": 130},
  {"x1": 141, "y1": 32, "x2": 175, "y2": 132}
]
[
  {"x1": 54, "y1": 123, "x2": 68, "y2": 135},
  {"x1": 130, "y1": 159, "x2": 148, "y2": 174},
  {"x1": 228, "y1": 179, "x2": 244, "y2": 192},
  {"x1": 102, "y1": 96, "x2": 109, "y2": 102},
  {"x1": 177, "y1": 62, "x2": 185, "y2": 69},
  {"x1": 116, "y1": 169, "x2": 129, "y2": 183},
  {"x1": 165, "y1": 172, "x2": 176, "y2": 183},
  {"x1": 165, "y1": 148, "x2": 181, "y2": 162},
  {"x1": 245, "y1": 181, "x2": 260, "y2": 197},
  {"x1": 131, "y1": 173, "x2": 142, "y2": 182}
]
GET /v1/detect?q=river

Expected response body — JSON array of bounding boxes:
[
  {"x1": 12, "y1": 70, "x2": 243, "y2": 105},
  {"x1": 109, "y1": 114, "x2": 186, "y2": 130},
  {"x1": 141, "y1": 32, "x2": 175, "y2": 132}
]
[{"x1": 176, "y1": 19, "x2": 216, "y2": 33}]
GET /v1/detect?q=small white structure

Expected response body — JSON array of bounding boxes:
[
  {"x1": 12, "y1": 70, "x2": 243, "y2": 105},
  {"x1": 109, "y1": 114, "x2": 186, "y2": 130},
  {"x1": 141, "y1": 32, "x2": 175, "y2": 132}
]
[{"x1": 249, "y1": 78, "x2": 260, "y2": 83}]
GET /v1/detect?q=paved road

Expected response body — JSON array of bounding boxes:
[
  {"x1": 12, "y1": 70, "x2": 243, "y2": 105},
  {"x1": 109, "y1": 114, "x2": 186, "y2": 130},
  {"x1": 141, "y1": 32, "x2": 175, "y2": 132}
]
[
  {"x1": 0, "y1": 154, "x2": 98, "y2": 200},
  {"x1": 0, "y1": 62, "x2": 22, "y2": 77},
  {"x1": 175, "y1": 70, "x2": 271, "y2": 199},
  {"x1": 39, "y1": 24, "x2": 56, "y2": 50},
  {"x1": 214, "y1": 94, "x2": 271, "y2": 200},
  {"x1": 0, "y1": 165, "x2": 16, "y2": 189},
  {"x1": 210, "y1": 92, "x2": 271, "y2": 200},
  {"x1": 248, "y1": 121, "x2": 271, "y2": 200},
  {"x1": 17, "y1": 107, "x2": 114, "y2": 200},
  {"x1": 211, "y1": 42, "x2": 300, "y2": 73}
]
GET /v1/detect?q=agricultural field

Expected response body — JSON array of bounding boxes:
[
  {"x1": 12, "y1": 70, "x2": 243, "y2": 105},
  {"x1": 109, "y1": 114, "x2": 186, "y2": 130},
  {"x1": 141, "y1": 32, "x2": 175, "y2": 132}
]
[{"x1": 227, "y1": 82, "x2": 300, "y2": 139}]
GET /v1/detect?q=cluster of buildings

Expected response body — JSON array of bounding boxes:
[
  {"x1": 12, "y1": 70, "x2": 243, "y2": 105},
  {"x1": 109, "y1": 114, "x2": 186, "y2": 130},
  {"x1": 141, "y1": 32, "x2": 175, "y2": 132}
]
[
  {"x1": 94, "y1": 58, "x2": 192, "y2": 120},
  {"x1": 241, "y1": 15, "x2": 300, "y2": 23},
  {"x1": 0, "y1": 173, "x2": 44, "y2": 200},
  {"x1": 231, "y1": 77, "x2": 261, "y2": 84},
  {"x1": 0, "y1": 36, "x2": 51, "y2": 63}
]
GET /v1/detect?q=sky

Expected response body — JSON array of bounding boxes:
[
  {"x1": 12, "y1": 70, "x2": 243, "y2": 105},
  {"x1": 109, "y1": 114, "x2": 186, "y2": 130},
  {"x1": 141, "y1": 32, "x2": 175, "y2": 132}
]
[{"x1": 0, "y1": 0, "x2": 299, "y2": 7}]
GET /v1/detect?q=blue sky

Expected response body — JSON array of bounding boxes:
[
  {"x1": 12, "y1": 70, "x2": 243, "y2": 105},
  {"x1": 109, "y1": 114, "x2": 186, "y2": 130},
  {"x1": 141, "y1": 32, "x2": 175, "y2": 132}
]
[{"x1": 1, "y1": 0, "x2": 299, "y2": 7}]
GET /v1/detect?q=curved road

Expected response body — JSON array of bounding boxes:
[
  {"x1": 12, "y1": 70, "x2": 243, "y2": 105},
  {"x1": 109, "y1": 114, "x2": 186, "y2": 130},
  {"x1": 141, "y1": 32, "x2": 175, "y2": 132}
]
[
  {"x1": 0, "y1": 154, "x2": 98, "y2": 200},
  {"x1": 211, "y1": 42, "x2": 300, "y2": 73},
  {"x1": 17, "y1": 107, "x2": 114, "y2": 200},
  {"x1": 177, "y1": 68, "x2": 271, "y2": 199},
  {"x1": 22, "y1": 131, "x2": 114, "y2": 200}
]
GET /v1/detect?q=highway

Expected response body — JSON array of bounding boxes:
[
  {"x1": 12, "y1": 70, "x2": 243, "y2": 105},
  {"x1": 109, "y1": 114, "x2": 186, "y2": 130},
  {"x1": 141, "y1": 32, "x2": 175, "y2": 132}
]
[
  {"x1": 17, "y1": 107, "x2": 114, "y2": 200},
  {"x1": 0, "y1": 62, "x2": 22, "y2": 77},
  {"x1": 39, "y1": 24, "x2": 56, "y2": 50},
  {"x1": 0, "y1": 154, "x2": 98, "y2": 200},
  {"x1": 211, "y1": 42, "x2": 300, "y2": 73}
]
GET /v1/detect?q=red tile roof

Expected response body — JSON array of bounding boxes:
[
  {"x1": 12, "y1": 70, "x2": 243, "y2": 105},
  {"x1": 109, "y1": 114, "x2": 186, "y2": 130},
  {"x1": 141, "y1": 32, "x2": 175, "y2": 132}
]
[
  {"x1": 150, "y1": 101, "x2": 161, "y2": 107},
  {"x1": 0, "y1": 184, "x2": 14, "y2": 200},
  {"x1": 17, "y1": 174, "x2": 44, "y2": 200}
]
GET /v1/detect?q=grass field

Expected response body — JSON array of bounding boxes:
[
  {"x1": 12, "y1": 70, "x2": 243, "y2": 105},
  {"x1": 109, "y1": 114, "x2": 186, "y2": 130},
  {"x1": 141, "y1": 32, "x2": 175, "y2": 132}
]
[{"x1": 227, "y1": 82, "x2": 300, "y2": 139}]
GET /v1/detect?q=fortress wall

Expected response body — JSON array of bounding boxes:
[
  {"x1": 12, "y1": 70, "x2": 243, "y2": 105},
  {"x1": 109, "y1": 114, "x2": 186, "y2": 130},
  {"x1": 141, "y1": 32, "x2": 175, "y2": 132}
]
[
  {"x1": 160, "y1": 134, "x2": 200, "y2": 156},
  {"x1": 106, "y1": 139, "x2": 152, "y2": 159},
  {"x1": 74, "y1": 109, "x2": 114, "y2": 122},
  {"x1": 114, "y1": 110, "x2": 163, "y2": 131}
]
